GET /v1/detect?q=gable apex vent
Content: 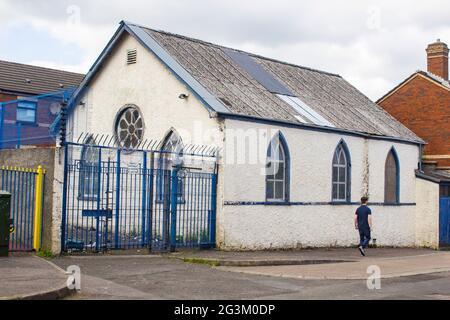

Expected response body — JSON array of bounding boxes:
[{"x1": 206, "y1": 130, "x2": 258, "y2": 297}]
[{"x1": 127, "y1": 49, "x2": 137, "y2": 65}]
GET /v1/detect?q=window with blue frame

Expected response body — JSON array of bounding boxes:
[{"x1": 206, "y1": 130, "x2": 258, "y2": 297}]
[
  {"x1": 385, "y1": 147, "x2": 400, "y2": 203},
  {"x1": 16, "y1": 101, "x2": 37, "y2": 124},
  {"x1": 78, "y1": 137, "x2": 100, "y2": 201},
  {"x1": 266, "y1": 132, "x2": 290, "y2": 202},
  {"x1": 157, "y1": 130, "x2": 184, "y2": 203},
  {"x1": 332, "y1": 141, "x2": 351, "y2": 202}
]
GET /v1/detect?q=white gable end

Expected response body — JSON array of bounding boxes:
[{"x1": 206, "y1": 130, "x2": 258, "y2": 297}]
[{"x1": 69, "y1": 32, "x2": 221, "y2": 147}]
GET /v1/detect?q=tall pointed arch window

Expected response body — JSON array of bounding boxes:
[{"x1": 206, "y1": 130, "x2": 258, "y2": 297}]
[
  {"x1": 157, "y1": 130, "x2": 184, "y2": 202},
  {"x1": 78, "y1": 135, "x2": 99, "y2": 201},
  {"x1": 385, "y1": 147, "x2": 400, "y2": 203},
  {"x1": 266, "y1": 132, "x2": 290, "y2": 202},
  {"x1": 332, "y1": 140, "x2": 351, "y2": 202}
]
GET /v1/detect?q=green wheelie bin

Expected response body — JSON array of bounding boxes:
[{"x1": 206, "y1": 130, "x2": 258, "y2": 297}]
[{"x1": 0, "y1": 191, "x2": 12, "y2": 257}]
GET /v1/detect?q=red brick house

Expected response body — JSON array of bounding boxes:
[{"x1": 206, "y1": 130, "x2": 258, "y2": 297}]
[
  {"x1": 378, "y1": 40, "x2": 450, "y2": 247},
  {"x1": 377, "y1": 40, "x2": 450, "y2": 170},
  {"x1": 0, "y1": 60, "x2": 84, "y2": 148}
]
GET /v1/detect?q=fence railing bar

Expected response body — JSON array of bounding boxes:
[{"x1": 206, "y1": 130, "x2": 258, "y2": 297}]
[
  {"x1": 107, "y1": 134, "x2": 115, "y2": 147},
  {"x1": 98, "y1": 134, "x2": 106, "y2": 146},
  {"x1": 77, "y1": 132, "x2": 85, "y2": 144},
  {"x1": 137, "y1": 138, "x2": 147, "y2": 150}
]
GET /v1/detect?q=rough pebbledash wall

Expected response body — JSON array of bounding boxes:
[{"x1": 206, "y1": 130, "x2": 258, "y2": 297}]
[
  {"x1": 415, "y1": 177, "x2": 439, "y2": 249},
  {"x1": 218, "y1": 119, "x2": 420, "y2": 249},
  {"x1": 378, "y1": 75, "x2": 450, "y2": 167}
]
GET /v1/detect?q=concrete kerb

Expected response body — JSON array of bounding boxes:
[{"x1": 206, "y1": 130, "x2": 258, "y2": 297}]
[
  {"x1": 177, "y1": 256, "x2": 353, "y2": 267},
  {"x1": 3, "y1": 285, "x2": 73, "y2": 301},
  {"x1": 59, "y1": 254, "x2": 162, "y2": 259},
  {"x1": 216, "y1": 265, "x2": 450, "y2": 281}
]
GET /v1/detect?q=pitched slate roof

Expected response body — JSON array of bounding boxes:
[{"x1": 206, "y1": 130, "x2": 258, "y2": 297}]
[
  {"x1": 0, "y1": 60, "x2": 84, "y2": 96},
  {"x1": 72, "y1": 21, "x2": 423, "y2": 144},
  {"x1": 421, "y1": 71, "x2": 450, "y2": 89},
  {"x1": 377, "y1": 70, "x2": 450, "y2": 105},
  {"x1": 142, "y1": 26, "x2": 421, "y2": 143}
]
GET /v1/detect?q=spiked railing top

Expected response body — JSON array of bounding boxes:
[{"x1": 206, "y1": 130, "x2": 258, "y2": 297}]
[{"x1": 73, "y1": 132, "x2": 220, "y2": 158}]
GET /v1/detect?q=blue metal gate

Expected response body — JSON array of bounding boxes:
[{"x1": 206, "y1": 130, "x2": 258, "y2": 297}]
[
  {"x1": 440, "y1": 197, "x2": 450, "y2": 246},
  {"x1": 61, "y1": 140, "x2": 218, "y2": 253}
]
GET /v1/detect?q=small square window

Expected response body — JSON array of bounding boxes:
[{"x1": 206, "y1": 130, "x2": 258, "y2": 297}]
[{"x1": 17, "y1": 101, "x2": 37, "y2": 123}]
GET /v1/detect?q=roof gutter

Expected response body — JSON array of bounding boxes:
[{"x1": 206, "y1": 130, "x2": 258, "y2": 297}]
[
  {"x1": 415, "y1": 170, "x2": 450, "y2": 184},
  {"x1": 214, "y1": 111, "x2": 425, "y2": 146}
]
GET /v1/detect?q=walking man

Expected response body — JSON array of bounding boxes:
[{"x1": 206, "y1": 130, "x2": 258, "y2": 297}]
[{"x1": 355, "y1": 196, "x2": 372, "y2": 256}]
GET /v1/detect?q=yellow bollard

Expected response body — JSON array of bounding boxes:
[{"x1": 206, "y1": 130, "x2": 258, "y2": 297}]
[{"x1": 33, "y1": 166, "x2": 44, "y2": 251}]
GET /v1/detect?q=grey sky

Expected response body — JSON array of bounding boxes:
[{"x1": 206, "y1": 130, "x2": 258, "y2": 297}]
[{"x1": 1, "y1": 0, "x2": 449, "y2": 100}]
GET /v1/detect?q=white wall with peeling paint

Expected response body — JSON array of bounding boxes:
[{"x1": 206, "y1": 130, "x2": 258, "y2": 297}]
[
  {"x1": 415, "y1": 177, "x2": 440, "y2": 249},
  {"x1": 218, "y1": 119, "x2": 420, "y2": 249}
]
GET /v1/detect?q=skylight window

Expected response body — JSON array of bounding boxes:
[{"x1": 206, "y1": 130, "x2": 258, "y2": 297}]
[
  {"x1": 277, "y1": 94, "x2": 334, "y2": 127},
  {"x1": 224, "y1": 49, "x2": 293, "y2": 96}
]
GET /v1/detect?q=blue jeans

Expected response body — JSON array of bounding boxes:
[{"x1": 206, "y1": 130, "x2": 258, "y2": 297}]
[{"x1": 359, "y1": 227, "x2": 371, "y2": 248}]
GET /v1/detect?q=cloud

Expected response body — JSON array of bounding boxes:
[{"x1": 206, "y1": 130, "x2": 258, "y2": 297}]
[{"x1": 0, "y1": 0, "x2": 449, "y2": 99}]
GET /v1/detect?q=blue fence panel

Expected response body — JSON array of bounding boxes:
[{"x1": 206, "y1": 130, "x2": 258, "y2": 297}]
[
  {"x1": 62, "y1": 142, "x2": 218, "y2": 253},
  {"x1": 0, "y1": 88, "x2": 75, "y2": 150}
]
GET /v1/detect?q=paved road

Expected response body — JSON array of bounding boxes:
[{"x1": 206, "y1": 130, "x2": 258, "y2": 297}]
[{"x1": 51, "y1": 255, "x2": 450, "y2": 300}]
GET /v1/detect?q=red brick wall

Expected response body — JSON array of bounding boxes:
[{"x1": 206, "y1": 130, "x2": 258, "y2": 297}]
[
  {"x1": 428, "y1": 56, "x2": 449, "y2": 81},
  {"x1": 0, "y1": 93, "x2": 17, "y2": 102},
  {"x1": 379, "y1": 75, "x2": 450, "y2": 167}
]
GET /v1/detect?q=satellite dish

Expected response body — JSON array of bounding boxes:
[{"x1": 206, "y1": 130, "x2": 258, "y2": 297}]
[{"x1": 50, "y1": 103, "x2": 62, "y2": 115}]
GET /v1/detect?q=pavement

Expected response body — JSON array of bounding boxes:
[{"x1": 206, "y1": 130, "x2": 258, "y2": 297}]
[
  {"x1": 49, "y1": 248, "x2": 450, "y2": 300},
  {"x1": 170, "y1": 247, "x2": 434, "y2": 266},
  {"x1": 217, "y1": 251, "x2": 450, "y2": 280},
  {"x1": 2, "y1": 248, "x2": 450, "y2": 300},
  {"x1": 172, "y1": 248, "x2": 450, "y2": 279},
  {"x1": 0, "y1": 253, "x2": 72, "y2": 300}
]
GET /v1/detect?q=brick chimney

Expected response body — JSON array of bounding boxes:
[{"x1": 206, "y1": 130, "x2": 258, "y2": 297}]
[{"x1": 426, "y1": 39, "x2": 448, "y2": 80}]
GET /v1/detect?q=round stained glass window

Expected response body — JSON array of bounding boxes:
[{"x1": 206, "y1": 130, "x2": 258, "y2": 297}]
[{"x1": 115, "y1": 105, "x2": 145, "y2": 149}]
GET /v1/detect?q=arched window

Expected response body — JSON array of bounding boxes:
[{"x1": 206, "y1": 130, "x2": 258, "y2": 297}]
[
  {"x1": 332, "y1": 140, "x2": 351, "y2": 202},
  {"x1": 78, "y1": 136, "x2": 99, "y2": 200},
  {"x1": 157, "y1": 130, "x2": 184, "y2": 202},
  {"x1": 161, "y1": 130, "x2": 183, "y2": 168},
  {"x1": 266, "y1": 132, "x2": 290, "y2": 202},
  {"x1": 385, "y1": 147, "x2": 400, "y2": 203}
]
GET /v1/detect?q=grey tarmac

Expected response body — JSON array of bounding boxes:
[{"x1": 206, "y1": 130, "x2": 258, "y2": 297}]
[{"x1": 49, "y1": 249, "x2": 450, "y2": 300}]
